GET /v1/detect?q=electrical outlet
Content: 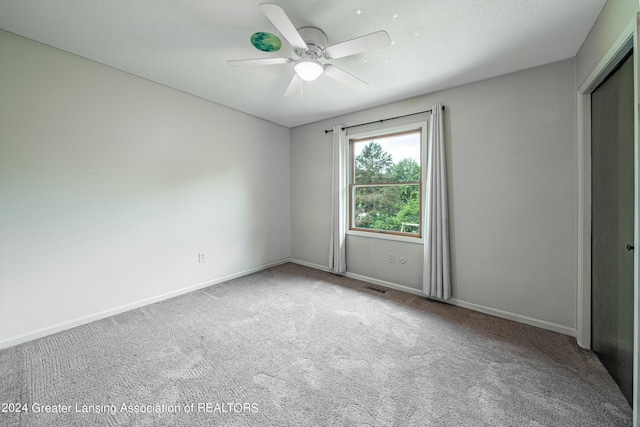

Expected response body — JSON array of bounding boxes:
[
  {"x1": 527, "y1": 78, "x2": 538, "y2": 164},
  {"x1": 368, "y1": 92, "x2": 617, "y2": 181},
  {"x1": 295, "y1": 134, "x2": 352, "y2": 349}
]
[
  {"x1": 399, "y1": 256, "x2": 407, "y2": 264},
  {"x1": 389, "y1": 253, "x2": 395, "y2": 263},
  {"x1": 198, "y1": 253, "x2": 205, "y2": 263}
]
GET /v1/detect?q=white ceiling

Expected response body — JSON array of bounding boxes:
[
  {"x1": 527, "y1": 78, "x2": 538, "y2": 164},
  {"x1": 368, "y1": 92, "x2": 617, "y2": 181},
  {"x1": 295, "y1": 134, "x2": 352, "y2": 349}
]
[{"x1": 0, "y1": 0, "x2": 606, "y2": 128}]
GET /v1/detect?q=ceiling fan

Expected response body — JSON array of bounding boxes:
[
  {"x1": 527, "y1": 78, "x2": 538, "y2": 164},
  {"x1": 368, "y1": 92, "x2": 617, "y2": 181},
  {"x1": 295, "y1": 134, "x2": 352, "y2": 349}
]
[{"x1": 227, "y1": 3, "x2": 391, "y2": 96}]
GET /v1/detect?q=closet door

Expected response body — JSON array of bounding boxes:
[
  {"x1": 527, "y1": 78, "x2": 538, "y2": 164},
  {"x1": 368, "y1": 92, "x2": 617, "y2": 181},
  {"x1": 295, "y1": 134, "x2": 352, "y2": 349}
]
[{"x1": 591, "y1": 52, "x2": 634, "y2": 406}]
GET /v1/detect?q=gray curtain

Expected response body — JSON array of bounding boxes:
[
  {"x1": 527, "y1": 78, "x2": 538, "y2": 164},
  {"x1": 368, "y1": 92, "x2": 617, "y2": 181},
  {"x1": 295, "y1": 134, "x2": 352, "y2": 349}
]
[
  {"x1": 423, "y1": 104, "x2": 451, "y2": 299},
  {"x1": 329, "y1": 125, "x2": 347, "y2": 274}
]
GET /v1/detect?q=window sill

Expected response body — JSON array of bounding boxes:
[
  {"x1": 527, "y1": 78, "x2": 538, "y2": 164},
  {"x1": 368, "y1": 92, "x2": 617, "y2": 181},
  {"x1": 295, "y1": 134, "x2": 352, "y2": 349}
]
[{"x1": 346, "y1": 229, "x2": 424, "y2": 244}]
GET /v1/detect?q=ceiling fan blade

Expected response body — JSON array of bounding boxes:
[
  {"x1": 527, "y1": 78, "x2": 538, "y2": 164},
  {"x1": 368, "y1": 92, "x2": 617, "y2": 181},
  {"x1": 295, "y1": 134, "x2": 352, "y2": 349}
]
[
  {"x1": 284, "y1": 74, "x2": 301, "y2": 96},
  {"x1": 259, "y1": 3, "x2": 308, "y2": 51},
  {"x1": 227, "y1": 57, "x2": 293, "y2": 67},
  {"x1": 324, "y1": 30, "x2": 391, "y2": 59},
  {"x1": 323, "y1": 65, "x2": 368, "y2": 91}
]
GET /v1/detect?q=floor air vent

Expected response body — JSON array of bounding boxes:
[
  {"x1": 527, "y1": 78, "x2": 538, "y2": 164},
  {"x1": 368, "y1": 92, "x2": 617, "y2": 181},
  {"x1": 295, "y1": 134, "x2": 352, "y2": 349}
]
[{"x1": 365, "y1": 285, "x2": 387, "y2": 294}]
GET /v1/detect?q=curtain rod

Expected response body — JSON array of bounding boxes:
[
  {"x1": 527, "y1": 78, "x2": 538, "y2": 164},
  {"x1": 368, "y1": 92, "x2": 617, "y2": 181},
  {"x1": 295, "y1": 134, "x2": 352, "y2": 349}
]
[{"x1": 324, "y1": 106, "x2": 444, "y2": 134}]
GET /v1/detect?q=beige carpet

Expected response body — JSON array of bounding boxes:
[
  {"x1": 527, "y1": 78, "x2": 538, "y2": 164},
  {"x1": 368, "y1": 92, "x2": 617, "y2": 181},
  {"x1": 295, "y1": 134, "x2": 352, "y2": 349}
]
[{"x1": 0, "y1": 263, "x2": 633, "y2": 426}]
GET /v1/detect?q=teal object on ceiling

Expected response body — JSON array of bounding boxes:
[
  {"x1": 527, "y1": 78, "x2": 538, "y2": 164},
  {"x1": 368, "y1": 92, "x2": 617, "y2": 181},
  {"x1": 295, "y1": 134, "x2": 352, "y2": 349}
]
[{"x1": 251, "y1": 32, "x2": 282, "y2": 52}]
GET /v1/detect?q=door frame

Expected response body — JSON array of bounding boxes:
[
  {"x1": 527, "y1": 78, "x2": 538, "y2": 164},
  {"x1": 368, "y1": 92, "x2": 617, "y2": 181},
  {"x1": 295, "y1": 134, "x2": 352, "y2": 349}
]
[{"x1": 576, "y1": 13, "x2": 639, "y2": 418}]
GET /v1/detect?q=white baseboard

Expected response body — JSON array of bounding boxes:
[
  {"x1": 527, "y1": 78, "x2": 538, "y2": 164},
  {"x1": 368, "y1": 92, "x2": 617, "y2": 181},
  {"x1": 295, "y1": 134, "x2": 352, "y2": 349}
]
[
  {"x1": 0, "y1": 259, "x2": 290, "y2": 350},
  {"x1": 344, "y1": 271, "x2": 425, "y2": 296},
  {"x1": 288, "y1": 258, "x2": 424, "y2": 296},
  {"x1": 448, "y1": 299, "x2": 576, "y2": 337},
  {"x1": 288, "y1": 258, "x2": 576, "y2": 337},
  {"x1": 287, "y1": 258, "x2": 332, "y2": 273}
]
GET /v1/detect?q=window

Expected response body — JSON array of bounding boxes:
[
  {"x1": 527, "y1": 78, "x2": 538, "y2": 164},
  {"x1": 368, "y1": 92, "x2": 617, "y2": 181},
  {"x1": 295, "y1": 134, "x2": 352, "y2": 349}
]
[{"x1": 349, "y1": 123, "x2": 425, "y2": 239}]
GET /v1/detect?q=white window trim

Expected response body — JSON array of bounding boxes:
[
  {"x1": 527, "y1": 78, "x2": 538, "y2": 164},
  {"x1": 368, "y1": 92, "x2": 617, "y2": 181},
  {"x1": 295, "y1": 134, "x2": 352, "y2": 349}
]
[{"x1": 346, "y1": 120, "x2": 429, "y2": 244}]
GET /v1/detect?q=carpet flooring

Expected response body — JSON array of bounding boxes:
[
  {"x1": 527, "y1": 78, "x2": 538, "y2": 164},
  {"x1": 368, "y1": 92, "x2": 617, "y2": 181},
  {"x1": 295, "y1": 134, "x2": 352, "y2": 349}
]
[{"x1": 0, "y1": 262, "x2": 633, "y2": 426}]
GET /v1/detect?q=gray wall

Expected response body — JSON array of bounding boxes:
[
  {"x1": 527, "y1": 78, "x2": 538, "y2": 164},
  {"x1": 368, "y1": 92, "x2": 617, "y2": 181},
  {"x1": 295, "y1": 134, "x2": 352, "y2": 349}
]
[
  {"x1": 291, "y1": 59, "x2": 577, "y2": 333},
  {"x1": 0, "y1": 30, "x2": 291, "y2": 347}
]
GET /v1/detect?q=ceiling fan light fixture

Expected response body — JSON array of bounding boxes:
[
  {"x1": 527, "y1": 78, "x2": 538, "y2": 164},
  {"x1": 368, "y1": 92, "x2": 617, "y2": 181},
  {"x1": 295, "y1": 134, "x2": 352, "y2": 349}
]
[{"x1": 295, "y1": 60, "x2": 324, "y2": 81}]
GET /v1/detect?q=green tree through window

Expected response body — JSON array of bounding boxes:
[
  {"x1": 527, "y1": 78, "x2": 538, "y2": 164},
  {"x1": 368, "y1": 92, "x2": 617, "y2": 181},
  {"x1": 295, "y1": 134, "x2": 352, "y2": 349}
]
[
  {"x1": 350, "y1": 129, "x2": 422, "y2": 236},
  {"x1": 355, "y1": 142, "x2": 393, "y2": 183}
]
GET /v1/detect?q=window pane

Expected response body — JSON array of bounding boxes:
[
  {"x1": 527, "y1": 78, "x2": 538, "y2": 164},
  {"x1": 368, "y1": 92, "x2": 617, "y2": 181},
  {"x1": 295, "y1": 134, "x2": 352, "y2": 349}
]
[
  {"x1": 353, "y1": 131, "x2": 420, "y2": 184},
  {"x1": 353, "y1": 184, "x2": 420, "y2": 235}
]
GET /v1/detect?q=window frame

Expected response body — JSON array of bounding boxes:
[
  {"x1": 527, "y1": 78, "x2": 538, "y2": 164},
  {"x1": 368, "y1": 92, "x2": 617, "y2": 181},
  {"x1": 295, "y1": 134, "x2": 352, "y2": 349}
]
[{"x1": 346, "y1": 121, "x2": 428, "y2": 244}]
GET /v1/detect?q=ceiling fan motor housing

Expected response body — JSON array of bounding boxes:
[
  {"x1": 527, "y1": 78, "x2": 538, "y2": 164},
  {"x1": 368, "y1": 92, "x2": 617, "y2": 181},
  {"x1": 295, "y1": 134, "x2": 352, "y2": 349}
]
[{"x1": 295, "y1": 27, "x2": 328, "y2": 59}]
